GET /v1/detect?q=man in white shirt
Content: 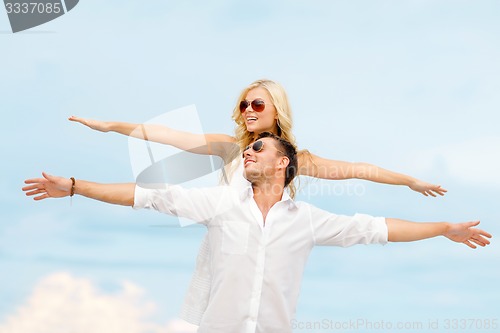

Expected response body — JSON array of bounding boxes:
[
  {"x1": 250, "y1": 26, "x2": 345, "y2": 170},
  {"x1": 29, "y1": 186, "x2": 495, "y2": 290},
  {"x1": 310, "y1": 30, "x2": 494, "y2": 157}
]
[{"x1": 23, "y1": 132, "x2": 491, "y2": 333}]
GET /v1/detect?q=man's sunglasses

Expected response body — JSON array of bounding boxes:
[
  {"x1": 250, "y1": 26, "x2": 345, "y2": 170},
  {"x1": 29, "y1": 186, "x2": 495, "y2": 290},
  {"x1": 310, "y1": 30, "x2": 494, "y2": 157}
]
[
  {"x1": 239, "y1": 99, "x2": 268, "y2": 113},
  {"x1": 242, "y1": 140, "x2": 283, "y2": 158}
]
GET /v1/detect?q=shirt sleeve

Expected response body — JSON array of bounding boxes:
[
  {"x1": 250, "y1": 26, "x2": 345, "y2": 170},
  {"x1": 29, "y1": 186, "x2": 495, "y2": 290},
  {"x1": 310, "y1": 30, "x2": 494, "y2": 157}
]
[
  {"x1": 307, "y1": 204, "x2": 388, "y2": 247},
  {"x1": 133, "y1": 184, "x2": 234, "y2": 225}
]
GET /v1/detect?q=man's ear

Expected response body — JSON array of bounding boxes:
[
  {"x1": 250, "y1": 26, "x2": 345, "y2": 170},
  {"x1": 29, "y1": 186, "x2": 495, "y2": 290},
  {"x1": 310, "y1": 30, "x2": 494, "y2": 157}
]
[{"x1": 277, "y1": 156, "x2": 290, "y2": 170}]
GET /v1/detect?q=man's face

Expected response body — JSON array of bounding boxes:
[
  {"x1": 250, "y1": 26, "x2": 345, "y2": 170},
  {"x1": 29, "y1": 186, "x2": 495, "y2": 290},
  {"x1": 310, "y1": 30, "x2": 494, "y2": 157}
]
[{"x1": 242, "y1": 138, "x2": 284, "y2": 184}]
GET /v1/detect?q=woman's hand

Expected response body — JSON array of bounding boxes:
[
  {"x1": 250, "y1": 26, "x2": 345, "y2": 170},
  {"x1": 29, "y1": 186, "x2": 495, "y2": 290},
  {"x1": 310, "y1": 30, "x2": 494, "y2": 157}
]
[
  {"x1": 69, "y1": 116, "x2": 110, "y2": 132},
  {"x1": 409, "y1": 180, "x2": 447, "y2": 197}
]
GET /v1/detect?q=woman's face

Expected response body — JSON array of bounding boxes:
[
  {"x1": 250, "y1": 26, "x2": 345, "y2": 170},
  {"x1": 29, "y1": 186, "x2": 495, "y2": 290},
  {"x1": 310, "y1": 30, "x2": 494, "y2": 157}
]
[{"x1": 242, "y1": 87, "x2": 279, "y2": 136}]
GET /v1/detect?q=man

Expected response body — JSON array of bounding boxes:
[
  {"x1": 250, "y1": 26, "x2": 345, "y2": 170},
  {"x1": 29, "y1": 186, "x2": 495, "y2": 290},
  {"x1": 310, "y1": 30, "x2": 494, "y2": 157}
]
[{"x1": 23, "y1": 132, "x2": 491, "y2": 333}]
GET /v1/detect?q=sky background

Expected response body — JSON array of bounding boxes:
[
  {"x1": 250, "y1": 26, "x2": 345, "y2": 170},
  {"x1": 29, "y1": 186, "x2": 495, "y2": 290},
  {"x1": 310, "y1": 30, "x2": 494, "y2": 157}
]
[{"x1": 1, "y1": 1, "x2": 499, "y2": 332}]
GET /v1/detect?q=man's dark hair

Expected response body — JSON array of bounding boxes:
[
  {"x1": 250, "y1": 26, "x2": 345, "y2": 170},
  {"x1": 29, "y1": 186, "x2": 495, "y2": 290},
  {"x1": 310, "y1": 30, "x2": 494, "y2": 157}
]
[{"x1": 257, "y1": 132, "x2": 298, "y2": 187}]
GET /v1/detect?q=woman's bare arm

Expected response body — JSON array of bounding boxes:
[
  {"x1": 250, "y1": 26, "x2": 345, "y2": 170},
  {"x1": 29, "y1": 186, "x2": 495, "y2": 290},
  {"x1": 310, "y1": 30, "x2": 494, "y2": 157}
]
[
  {"x1": 298, "y1": 152, "x2": 447, "y2": 197},
  {"x1": 69, "y1": 116, "x2": 236, "y2": 157}
]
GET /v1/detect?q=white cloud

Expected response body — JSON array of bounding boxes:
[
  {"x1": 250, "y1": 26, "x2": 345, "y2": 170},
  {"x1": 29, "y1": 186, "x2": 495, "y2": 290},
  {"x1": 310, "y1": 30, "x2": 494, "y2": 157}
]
[{"x1": 0, "y1": 272, "x2": 197, "y2": 333}]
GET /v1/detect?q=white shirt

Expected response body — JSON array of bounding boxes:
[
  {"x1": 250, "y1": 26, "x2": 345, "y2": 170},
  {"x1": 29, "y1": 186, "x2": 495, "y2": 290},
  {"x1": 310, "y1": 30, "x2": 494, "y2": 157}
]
[
  {"x1": 180, "y1": 160, "x2": 247, "y2": 325},
  {"x1": 133, "y1": 183, "x2": 388, "y2": 333}
]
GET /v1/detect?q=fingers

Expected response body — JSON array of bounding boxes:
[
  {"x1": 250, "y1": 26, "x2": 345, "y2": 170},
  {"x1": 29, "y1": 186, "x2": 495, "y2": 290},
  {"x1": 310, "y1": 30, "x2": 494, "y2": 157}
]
[
  {"x1": 474, "y1": 227, "x2": 492, "y2": 241},
  {"x1": 430, "y1": 186, "x2": 447, "y2": 197},
  {"x1": 23, "y1": 173, "x2": 49, "y2": 197},
  {"x1": 68, "y1": 115, "x2": 83, "y2": 123},
  {"x1": 469, "y1": 233, "x2": 490, "y2": 247},
  {"x1": 42, "y1": 171, "x2": 53, "y2": 181},
  {"x1": 23, "y1": 183, "x2": 49, "y2": 199},
  {"x1": 466, "y1": 223, "x2": 492, "y2": 248},
  {"x1": 24, "y1": 188, "x2": 46, "y2": 197},
  {"x1": 467, "y1": 237, "x2": 490, "y2": 247},
  {"x1": 68, "y1": 115, "x2": 106, "y2": 132},
  {"x1": 470, "y1": 235, "x2": 490, "y2": 247},
  {"x1": 24, "y1": 178, "x2": 46, "y2": 185},
  {"x1": 420, "y1": 185, "x2": 448, "y2": 197},
  {"x1": 466, "y1": 220, "x2": 481, "y2": 228},
  {"x1": 22, "y1": 184, "x2": 40, "y2": 192},
  {"x1": 463, "y1": 240, "x2": 477, "y2": 249},
  {"x1": 23, "y1": 178, "x2": 47, "y2": 195},
  {"x1": 33, "y1": 193, "x2": 50, "y2": 201},
  {"x1": 478, "y1": 229, "x2": 493, "y2": 239},
  {"x1": 433, "y1": 186, "x2": 448, "y2": 196},
  {"x1": 69, "y1": 115, "x2": 92, "y2": 127},
  {"x1": 23, "y1": 173, "x2": 49, "y2": 190},
  {"x1": 436, "y1": 187, "x2": 448, "y2": 196}
]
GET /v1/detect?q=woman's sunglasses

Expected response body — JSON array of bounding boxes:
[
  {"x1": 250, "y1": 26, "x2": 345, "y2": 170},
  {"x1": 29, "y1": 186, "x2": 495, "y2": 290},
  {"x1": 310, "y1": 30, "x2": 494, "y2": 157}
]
[
  {"x1": 239, "y1": 99, "x2": 267, "y2": 113},
  {"x1": 242, "y1": 140, "x2": 283, "y2": 158}
]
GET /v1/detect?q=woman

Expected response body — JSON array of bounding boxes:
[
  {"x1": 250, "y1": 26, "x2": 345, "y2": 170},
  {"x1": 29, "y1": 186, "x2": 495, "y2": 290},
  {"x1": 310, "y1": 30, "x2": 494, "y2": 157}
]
[
  {"x1": 70, "y1": 79, "x2": 446, "y2": 196},
  {"x1": 69, "y1": 79, "x2": 446, "y2": 324}
]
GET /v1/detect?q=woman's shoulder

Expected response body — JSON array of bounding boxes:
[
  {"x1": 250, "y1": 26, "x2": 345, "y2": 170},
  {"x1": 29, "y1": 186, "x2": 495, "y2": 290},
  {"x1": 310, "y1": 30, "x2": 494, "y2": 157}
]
[
  {"x1": 296, "y1": 149, "x2": 315, "y2": 170},
  {"x1": 205, "y1": 133, "x2": 237, "y2": 143}
]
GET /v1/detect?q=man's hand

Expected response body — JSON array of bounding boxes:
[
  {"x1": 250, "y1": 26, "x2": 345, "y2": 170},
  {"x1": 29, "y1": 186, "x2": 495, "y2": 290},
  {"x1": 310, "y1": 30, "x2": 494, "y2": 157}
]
[
  {"x1": 23, "y1": 172, "x2": 72, "y2": 200},
  {"x1": 444, "y1": 221, "x2": 492, "y2": 249}
]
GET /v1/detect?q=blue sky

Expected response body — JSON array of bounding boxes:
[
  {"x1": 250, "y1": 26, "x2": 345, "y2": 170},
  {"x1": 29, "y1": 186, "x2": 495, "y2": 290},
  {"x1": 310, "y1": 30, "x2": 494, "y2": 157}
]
[{"x1": 1, "y1": 1, "x2": 499, "y2": 332}]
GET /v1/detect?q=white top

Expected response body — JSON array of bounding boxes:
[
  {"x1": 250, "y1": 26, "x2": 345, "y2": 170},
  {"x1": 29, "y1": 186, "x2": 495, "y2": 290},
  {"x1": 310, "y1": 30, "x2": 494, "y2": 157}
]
[
  {"x1": 133, "y1": 182, "x2": 388, "y2": 333},
  {"x1": 179, "y1": 159, "x2": 247, "y2": 325}
]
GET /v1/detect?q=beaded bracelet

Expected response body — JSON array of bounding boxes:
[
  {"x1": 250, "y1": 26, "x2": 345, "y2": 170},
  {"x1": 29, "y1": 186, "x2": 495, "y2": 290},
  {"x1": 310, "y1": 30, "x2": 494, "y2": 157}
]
[{"x1": 70, "y1": 177, "x2": 76, "y2": 197}]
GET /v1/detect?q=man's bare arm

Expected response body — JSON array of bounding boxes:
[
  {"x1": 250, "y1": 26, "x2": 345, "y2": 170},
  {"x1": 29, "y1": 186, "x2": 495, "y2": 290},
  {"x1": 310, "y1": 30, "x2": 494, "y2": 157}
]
[
  {"x1": 23, "y1": 172, "x2": 135, "y2": 206},
  {"x1": 386, "y1": 218, "x2": 492, "y2": 249}
]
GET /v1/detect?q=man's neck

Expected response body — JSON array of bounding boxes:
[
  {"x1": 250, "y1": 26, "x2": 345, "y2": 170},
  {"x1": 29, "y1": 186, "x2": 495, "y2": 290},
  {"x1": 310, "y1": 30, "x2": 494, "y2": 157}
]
[{"x1": 252, "y1": 182, "x2": 284, "y2": 224}]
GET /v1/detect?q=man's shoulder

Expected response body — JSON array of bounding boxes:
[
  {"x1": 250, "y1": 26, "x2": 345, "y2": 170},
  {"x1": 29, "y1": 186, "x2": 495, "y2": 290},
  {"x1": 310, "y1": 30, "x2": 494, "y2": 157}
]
[
  {"x1": 292, "y1": 200, "x2": 339, "y2": 217},
  {"x1": 293, "y1": 200, "x2": 323, "y2": 210},
  {"x1": 182, "y1": 184, "x2": 240, "y2": 197}
]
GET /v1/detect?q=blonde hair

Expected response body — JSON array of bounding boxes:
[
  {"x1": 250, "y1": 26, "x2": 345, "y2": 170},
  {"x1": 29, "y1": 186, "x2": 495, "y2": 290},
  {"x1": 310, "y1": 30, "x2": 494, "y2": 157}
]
[
  {"x1": 231, "y1": 79, "x2": 295, "y2": 150},
  {"x1": 227, "y1": 79, "x2": 307, "y2": 198}
]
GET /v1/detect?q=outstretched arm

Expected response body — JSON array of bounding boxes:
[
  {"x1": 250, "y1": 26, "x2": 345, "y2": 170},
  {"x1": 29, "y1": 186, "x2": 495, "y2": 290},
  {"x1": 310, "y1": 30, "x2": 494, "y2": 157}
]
[
  {"x1": 386, "y1": 218, "x2": 492, "y2": 249},
  {"x1": 23, "y1": 172, "x2": 135, "y2": 206},
  {"x1": 298, "y1": 152, "x2": 447, "y2": 197},
  {"x1": 24, "y1": 172, "x2": 231, "y2": 224},
  {"x1": 68, "y1": 116, "x2": 236, "y2": 157}
]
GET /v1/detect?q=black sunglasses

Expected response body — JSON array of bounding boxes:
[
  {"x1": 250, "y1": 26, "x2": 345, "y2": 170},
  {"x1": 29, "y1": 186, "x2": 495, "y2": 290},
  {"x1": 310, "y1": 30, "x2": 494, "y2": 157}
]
[
  {"x1": 242, "y1": 140, "x2": 283, "y2": 158},
  {"x1": 239, "y1": 99, "x2": 267, "y2": 113}
]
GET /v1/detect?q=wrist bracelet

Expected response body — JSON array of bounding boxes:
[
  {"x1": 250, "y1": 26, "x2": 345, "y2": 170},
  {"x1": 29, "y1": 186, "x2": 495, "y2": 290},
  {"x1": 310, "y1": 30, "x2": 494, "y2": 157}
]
[{"x1": 70, "y1": 177, "x2": 75, "y2": 197}]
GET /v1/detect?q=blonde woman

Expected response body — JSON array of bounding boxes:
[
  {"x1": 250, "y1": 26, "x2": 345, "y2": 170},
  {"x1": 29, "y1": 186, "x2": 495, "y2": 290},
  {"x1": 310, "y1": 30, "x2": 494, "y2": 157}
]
[
  {"x1": 69, "y1": 79, "x2": 446, "y2": 324},
  {"x1": 70, "y1": 79, "x2": 446, "y2": 196}
]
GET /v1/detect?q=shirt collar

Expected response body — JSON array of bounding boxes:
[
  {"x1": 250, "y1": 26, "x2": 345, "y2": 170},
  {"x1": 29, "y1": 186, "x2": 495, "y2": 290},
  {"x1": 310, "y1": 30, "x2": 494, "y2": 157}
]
[{"x1": 239, "y1": 183, "x2": 298, "y2": 210}]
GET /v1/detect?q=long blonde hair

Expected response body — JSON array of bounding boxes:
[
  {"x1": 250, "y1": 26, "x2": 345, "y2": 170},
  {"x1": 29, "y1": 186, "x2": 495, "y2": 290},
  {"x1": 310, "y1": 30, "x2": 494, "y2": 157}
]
[
  {"x1": 232, "y1": 79, "x2": 295, "y2": 150},
  {"x1": 228, "y1": 79, "x2": 308, "y2": 198}
]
